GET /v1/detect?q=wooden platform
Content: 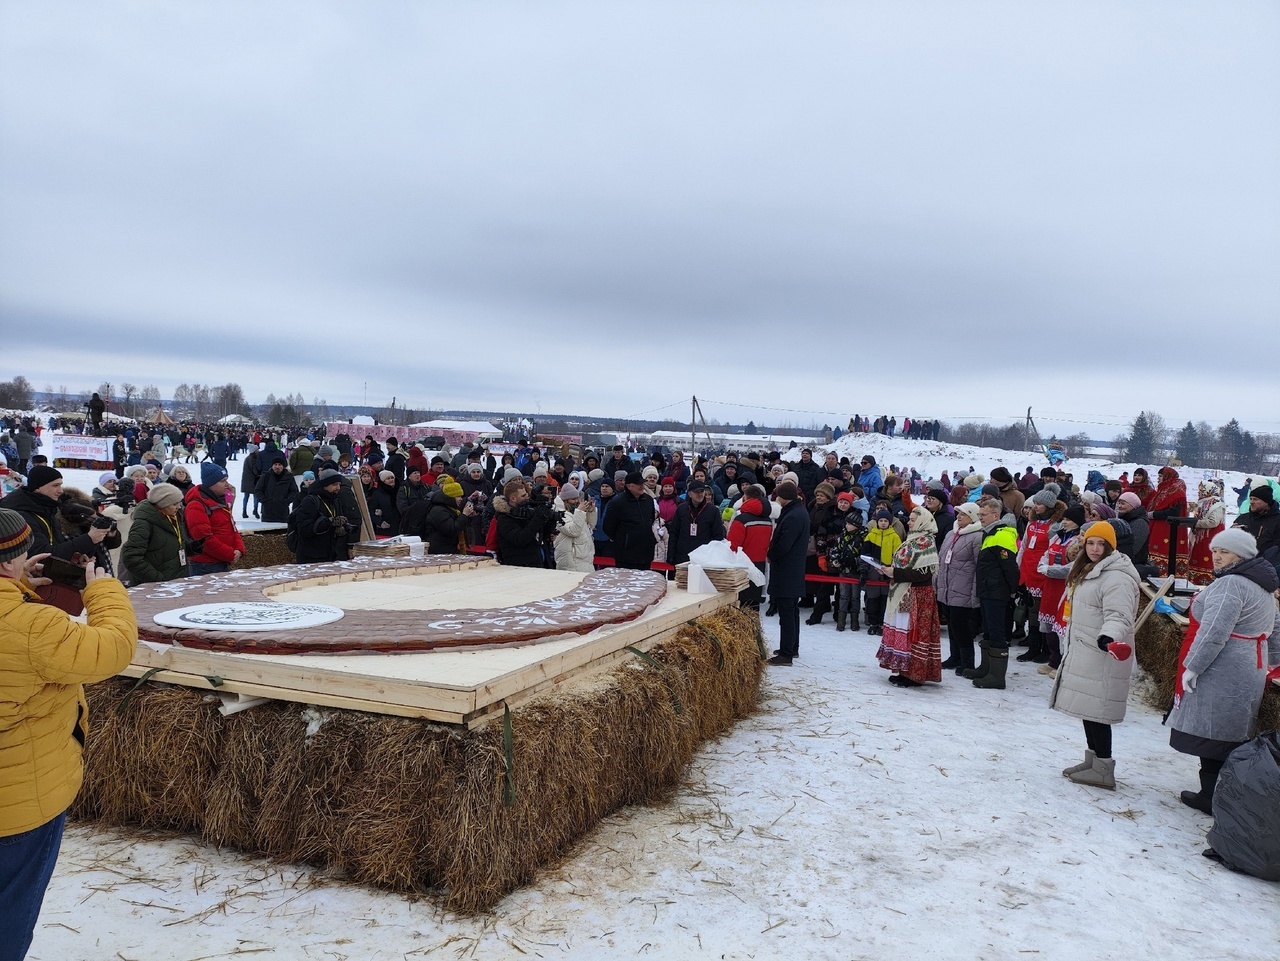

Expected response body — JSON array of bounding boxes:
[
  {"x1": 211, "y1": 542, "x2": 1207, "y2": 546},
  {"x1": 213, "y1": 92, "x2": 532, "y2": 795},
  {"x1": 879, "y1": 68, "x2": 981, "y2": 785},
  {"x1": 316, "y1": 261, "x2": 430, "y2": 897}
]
[{"x1": 125, "y1": 562, "x2": 737, "y2": 727}]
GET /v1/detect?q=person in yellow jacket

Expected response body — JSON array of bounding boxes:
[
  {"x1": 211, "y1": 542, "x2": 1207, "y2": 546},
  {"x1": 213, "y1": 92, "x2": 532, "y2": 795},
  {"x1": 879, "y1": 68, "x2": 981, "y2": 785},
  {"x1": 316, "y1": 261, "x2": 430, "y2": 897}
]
[{"x1": 0, "y1": 507, "x2": 137, "y2": 959}]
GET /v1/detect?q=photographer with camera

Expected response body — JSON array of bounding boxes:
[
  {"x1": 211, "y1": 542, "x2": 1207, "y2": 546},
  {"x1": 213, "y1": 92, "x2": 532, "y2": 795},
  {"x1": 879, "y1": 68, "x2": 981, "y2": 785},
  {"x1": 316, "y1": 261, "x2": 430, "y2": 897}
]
[
  {"x1": 495, "y1": 478, "x2": 554, "y2": 568},
  {"x1": 400, "y1": 476, "x2": 476, "y2": 555},
  {"x1": 1, "y1": 508, "x2": 138, "y2": 958},
  {"x1": 291, "y1": 469, "x2": 359, "y2": 564},
  {"x1": 0, "y1": 467, "x2": 114, "y2": 564}
]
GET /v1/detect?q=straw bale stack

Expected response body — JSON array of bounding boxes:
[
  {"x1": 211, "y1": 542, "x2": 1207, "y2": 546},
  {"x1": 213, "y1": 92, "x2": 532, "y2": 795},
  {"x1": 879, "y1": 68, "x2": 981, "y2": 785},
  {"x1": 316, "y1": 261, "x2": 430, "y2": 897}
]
[{"x1": 72, "y1": 607, "x2": 764, "y2": 912}]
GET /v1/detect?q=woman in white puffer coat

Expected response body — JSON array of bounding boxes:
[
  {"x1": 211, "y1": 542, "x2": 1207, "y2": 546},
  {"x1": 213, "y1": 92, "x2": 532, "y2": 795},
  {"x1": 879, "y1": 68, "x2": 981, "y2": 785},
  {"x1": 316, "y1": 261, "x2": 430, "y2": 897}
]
[
  {"x1": 1048, "y1": 521, "x2": 1140, "y2": 791},
  {"x1": 553, "y1": 485, "x2": 598, "y2": 573}
]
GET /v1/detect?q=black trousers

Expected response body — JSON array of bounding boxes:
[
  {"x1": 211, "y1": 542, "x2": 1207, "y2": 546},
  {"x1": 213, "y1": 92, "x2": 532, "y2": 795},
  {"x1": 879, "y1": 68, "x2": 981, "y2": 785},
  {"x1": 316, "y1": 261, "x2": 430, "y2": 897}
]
[
  {"x1": 776, "y1": 597, "x2": 801, "y2": 657},
  {"x1": 1083, "y1": 720, "x2": 1112, "y2": 759}
]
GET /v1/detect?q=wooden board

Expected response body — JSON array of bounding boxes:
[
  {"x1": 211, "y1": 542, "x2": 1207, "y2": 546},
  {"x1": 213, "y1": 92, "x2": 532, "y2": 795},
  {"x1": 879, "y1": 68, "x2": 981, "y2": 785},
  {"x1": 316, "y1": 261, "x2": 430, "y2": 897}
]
[{"x1": 126, "y1": 566, "x2": 737, "y2": 726}]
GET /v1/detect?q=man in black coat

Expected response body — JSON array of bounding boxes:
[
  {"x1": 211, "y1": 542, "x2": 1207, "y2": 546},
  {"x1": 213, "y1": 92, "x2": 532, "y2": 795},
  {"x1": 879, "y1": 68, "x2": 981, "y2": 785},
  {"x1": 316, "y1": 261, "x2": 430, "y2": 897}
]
[
  {"x1": 1236, "y1": 485, "x2": 1280, "y2": 562},
  {"x1": 0, "y1": 466, "x2": 111, "y2": 561},
  {"x1": 767, "y1": 481, "x2": 809, "y2": 665},
  {"x1": 667, "y1": 480, "x2": 726, "y2": 567},
  {"x1": 255, "y1": 454, "x2": 298, "y2": 523},
  {"x1": 291, "y1": 470, "x2": 355, "y2": 563},
  {"x1": 602, "y1": 445, "x2": 632, "y2": 478},
  {"x1": 495, "y1": 479, "x2": 553, "y2": 567},
  {"x1": 602, "y1": 471, "x2": 657, "y2": 570},
  {"x1": 239, "y1": 448, "x2": 262, "y2": 519},
  {"x1": 384, "y1": 438, "x2": 407, "y2": 484},
  {"x1": 791, "y1": 449, "x2": 822, "y2": 502}
]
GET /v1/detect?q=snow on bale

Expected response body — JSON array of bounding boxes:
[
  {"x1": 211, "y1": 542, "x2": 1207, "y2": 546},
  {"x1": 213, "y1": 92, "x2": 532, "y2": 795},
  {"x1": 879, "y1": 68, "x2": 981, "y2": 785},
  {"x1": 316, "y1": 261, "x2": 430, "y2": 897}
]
[{"x1": 71, "y1": 605, "x2": 763, "y2": 913}]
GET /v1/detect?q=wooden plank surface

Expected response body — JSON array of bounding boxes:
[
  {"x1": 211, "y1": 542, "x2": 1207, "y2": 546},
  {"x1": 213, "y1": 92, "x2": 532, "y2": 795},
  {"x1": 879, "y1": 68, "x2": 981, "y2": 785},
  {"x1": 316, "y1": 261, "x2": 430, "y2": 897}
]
[{"x1": 125, "y1": 576, "x2": 738, "y2": 723}]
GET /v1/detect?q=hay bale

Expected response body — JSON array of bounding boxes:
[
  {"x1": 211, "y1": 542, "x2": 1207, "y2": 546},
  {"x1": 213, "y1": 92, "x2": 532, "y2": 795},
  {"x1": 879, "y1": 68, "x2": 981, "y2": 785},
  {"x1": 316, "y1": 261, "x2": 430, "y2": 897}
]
[
  {"x1": 235, "y1": 531, "x2": 295, "y2": 570},
  {"x1": 75, "y1": 681, "x2": 224, "y2": 832},
  {"x1": 74, "y1": 605, "x2": 765, "y2": 913},
  {"x1": 1134, "y1": 605, "x2": 1186, "y2": 712}
]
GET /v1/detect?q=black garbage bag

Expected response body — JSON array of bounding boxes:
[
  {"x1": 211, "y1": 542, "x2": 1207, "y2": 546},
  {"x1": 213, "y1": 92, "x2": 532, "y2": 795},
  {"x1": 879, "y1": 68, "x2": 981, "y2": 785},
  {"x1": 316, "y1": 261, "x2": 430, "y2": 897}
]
[{"x1": 1206, "y1": 732, "x2": 1280, "y2": 881}]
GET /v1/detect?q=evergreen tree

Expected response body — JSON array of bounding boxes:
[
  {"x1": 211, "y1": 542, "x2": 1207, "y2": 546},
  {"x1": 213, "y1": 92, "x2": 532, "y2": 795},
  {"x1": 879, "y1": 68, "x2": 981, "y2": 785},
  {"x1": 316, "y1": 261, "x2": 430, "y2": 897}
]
[
  {"x1": 1124, "y1": 411, "x2": 1159, "y2": 463},
  {"x1": 1175, "y1": 421, "x2": 1201, "y2": 467},
  {"x1": 1218, "y1": 418, "x2": 1245, "y2": 471}
]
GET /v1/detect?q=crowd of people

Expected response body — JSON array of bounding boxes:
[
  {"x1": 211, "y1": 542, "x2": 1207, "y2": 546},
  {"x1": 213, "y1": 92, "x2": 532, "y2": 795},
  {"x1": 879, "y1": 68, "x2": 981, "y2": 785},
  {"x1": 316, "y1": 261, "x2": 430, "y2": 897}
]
[{"x1": 2, "y1": 418, "x2": 1279, "y2": 954}]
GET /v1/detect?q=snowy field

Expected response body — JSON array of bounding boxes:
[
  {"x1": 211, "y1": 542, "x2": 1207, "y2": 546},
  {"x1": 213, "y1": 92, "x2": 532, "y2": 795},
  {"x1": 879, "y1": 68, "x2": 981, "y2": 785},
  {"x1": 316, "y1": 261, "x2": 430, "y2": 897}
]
[
  {"x1": 19, "y1": 441, "x2": 1276, "y2": 960},
  {"x1": 32, "y1": 613, "x2": 1280, "y2": 961}
]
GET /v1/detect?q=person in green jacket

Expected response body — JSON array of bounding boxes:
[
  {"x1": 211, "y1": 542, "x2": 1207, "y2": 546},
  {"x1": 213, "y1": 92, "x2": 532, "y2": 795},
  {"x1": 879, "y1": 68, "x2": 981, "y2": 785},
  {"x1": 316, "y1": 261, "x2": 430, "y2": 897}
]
[{"x1": 121, "y1": 483, "x2": 190, "y2": 585}]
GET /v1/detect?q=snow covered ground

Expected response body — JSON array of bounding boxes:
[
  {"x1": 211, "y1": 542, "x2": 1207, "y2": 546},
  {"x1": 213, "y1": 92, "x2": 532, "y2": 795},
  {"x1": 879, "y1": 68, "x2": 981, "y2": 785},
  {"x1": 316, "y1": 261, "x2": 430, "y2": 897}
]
[
  {"x1": 32, "y1": 613, "x2": 1280, "y2": 961},
  {"x1": 17, "y1": 444, "x2": 1276, "y2": 960}
]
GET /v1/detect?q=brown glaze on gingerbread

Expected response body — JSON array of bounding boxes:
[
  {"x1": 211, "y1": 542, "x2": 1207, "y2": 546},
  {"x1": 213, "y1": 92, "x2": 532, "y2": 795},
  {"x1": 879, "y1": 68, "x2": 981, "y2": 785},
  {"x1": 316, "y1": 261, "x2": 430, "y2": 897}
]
[{"x1": 128, "y1": 556, "x2": 668, "y2": 655}]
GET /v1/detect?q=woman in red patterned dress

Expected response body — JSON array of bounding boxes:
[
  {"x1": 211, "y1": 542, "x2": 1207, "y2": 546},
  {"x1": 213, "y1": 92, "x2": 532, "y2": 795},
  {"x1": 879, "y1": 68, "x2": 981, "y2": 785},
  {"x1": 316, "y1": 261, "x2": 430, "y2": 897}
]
[{"x1": 1148, "y1": 467, "x2": 1189, "y2": 578}]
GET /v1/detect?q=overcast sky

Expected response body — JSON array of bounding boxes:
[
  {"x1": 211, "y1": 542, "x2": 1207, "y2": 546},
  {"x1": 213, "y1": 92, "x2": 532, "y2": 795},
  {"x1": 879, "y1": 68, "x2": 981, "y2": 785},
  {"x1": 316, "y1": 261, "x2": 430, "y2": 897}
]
[{"x1": 2, "y1": 1, "x2": 1277, "y2": 437}]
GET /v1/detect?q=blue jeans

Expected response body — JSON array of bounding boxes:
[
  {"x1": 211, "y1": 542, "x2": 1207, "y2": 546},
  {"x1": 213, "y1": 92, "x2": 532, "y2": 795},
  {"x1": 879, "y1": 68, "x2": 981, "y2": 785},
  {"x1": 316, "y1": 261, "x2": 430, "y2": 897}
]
[
  {"x1": 0, "y1": 812, "x2": 66, "y2": 961},
  {"x1": 189, "y1": 561, "x2": 229, "y2": 576}
]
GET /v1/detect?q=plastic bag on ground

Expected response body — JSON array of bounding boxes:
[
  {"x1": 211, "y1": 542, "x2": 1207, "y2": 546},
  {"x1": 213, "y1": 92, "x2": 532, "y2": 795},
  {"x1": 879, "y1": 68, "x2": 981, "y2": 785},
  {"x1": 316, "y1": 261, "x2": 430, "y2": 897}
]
[
  {"x1": 687, "y1": 541, "x2": 766, "y2": 586},
  {"x1": 1206, "y1": 732, "x2": 1280, "y2": 881}
]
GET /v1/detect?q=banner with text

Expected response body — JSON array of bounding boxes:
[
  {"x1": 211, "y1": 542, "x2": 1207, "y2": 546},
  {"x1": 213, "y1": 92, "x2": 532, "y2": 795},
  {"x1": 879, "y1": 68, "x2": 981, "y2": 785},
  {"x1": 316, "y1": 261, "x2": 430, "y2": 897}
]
[{"x1": 50, "y1": 434, "x2": 112, "y2": 462}]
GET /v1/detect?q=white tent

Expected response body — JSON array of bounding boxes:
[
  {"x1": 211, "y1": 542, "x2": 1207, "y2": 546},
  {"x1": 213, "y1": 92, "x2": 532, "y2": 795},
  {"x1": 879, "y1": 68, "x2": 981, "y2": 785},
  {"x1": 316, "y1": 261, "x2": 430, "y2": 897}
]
[
  {"x1": 218, "y1": 414, "x2": 253, "y2": 424},
  {"x1": 406, "y1": 419, "x2": 502, "y2": 436}
]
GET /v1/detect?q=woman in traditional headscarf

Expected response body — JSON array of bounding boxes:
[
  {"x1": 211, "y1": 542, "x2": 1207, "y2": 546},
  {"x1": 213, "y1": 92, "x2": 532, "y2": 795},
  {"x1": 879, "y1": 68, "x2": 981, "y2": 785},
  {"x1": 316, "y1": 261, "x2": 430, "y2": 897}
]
[
  {"x1": 1186, "y1": 479, "x2": 1226, "y2": 585},
  {"x1": 1148, "y1": 466, "x2": 1189, "y2": 578},
  {"x1": 1166, "y1": 528, "x2": 1280, "y2": 815},
  {"x1": 1127, "y1": 468, "x2": 1156, "y2": 509},
  {"x1": 875, "y1": 506, "x2": 942, "y2": 688}
]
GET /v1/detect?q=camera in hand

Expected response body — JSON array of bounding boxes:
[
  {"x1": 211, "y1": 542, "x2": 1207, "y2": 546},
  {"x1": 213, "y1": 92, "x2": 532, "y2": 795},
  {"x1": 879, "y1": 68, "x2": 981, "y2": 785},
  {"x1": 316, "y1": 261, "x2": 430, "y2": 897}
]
[{"x1": 92, "y1": 515, "x2": 117, "y2": 531}]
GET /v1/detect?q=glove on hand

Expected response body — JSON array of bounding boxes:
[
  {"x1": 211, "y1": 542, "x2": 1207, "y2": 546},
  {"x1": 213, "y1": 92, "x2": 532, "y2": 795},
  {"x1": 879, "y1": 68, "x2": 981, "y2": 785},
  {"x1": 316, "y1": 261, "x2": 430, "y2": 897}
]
[
  {"x1": 1096, "y1": 634, "x2": 1114, "y2": 652},
  {"x1": 1106, "y1": 641, "x2": 1132, "y2": 662},
  {"x1": 1182, "y1": 670, "x2": 1198, "y2": 692}
]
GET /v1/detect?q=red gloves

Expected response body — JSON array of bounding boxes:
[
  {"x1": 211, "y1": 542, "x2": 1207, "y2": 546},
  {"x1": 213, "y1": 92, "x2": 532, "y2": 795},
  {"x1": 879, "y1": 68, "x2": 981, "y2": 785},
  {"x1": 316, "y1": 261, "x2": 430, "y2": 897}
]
[{"x1": 1106, "y1": 641, "x2": 1133, "y2": 662}]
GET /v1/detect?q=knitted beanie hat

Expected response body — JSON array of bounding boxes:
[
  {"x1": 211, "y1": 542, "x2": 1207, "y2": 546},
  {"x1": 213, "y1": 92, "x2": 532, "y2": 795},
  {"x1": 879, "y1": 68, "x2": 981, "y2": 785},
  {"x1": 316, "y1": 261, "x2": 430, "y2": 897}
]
[
  {"x1": 990, "y1": 466, "x2": 1012, "y2": 484},
  {"x1": 1030, "y1": 489, "x2": 1058, "y2": 510},
  {"x1": 378, "y1": 470, "x2": 395, "y2": 485},
  {"x1": 1117, "y1": 492, "x2": 1142, "y2": 511},
  {"x1": 148, "y1": 483, "x2": 184, "y2": 509},
  {"x1": 201, "y1": 461, "x2": 228, "y2": 486},
  {"x1": 1251, "y1": 485, "x2": 1275, "y2": 506},
  {"x1": 1063, "y1": 505, "x2": 1088, "y2": 527},
  {"x1": 1211, "y1": 527, "x2": 1258, "y2": 561},
  {"x1": 642, "y1": 465, "x2": 659, "y2": 480},
  {"x1": 955, "y1": 503, "x2": 981, "y2": 524},
  {"x1": 774, "y1": 481, "x2": 799, "y2": 501},
  {"x1": 440, "y1": 477, "x2": 464, "y2": 499},
  {"x1": 559, "y1": 485, "x2": 581, "y2": 501},
  {"x1": 1082, "y1": 521, "x2": 1116, "y2": 549},
  {"x1": 963, "y1": 473, "x2": 984, "y2": 490},
  {"x1": 26, "y1": 465, "x2": 62, "y2": 491},
  {"x1": 0, "y1": 508, "x2": 33, "y2": 562},
  {"x1": 99, "y1": 471, "x2": 118, "y2": 486}
]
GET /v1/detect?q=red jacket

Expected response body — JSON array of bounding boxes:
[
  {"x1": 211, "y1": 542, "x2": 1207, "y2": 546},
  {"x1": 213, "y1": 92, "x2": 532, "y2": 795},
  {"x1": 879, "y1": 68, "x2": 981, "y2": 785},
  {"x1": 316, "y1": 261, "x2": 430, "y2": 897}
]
[
  {"x1": 184, "y1": 485, "x2": 245, "y2": 564},
  {"x1": 727, "y1": 498, "x2": 773, "y2": 563}
]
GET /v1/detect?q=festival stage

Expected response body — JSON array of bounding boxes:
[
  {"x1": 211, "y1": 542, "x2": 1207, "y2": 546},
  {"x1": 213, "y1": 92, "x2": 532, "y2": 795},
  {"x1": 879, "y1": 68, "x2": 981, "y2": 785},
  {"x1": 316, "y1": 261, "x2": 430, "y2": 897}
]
[{"x1": 78, "y1": 557, "x2": 765, "y2": 911}]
